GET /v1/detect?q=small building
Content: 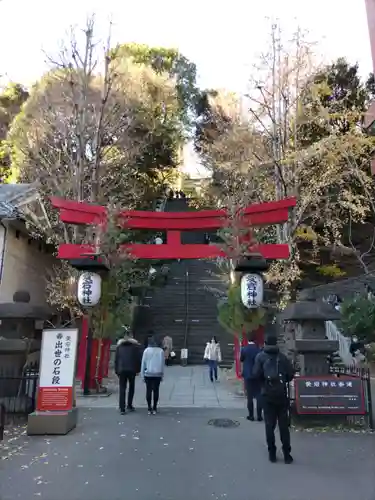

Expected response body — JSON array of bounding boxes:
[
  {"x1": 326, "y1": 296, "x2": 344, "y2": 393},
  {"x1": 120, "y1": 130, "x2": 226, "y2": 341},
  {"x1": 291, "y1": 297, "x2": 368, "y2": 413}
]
[
  {"x1": 0, "y1": 184, "x2": 57, "y2": 339},
  {"x1": 0, "y1": 184, "x2": 58, "y2": 412},
  {"x1": 178, "y1": 175, "x2": 211, "y2": 197}
]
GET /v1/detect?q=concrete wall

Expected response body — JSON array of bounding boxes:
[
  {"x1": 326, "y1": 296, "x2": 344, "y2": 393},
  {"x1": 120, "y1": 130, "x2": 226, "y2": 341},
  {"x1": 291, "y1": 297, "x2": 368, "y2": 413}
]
[{"x1": 0, "y1": 223, "x2": 56, "y2": 307}]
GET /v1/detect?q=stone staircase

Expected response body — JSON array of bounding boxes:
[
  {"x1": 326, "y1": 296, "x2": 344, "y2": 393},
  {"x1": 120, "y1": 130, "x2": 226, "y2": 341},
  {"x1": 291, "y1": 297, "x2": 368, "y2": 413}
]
[
  {"x1": 134, "y1": 260, "x2": 188, "y2": 355},
  {"x1": 133, "y1": 197, "x2": 235, "y2": 367},
  {"x1": 185, "y1": 259, "x2": 234, "y2": 366}
]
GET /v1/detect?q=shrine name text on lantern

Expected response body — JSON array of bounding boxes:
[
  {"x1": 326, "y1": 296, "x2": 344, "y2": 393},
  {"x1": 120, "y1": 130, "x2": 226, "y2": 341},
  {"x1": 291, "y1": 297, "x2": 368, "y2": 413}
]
[
  {"x1": 240, "y1": 273, "x2": 264, "y2": 308},
  {"x1": 77, "y1": 272, "x2": 102, "y2": 307}
]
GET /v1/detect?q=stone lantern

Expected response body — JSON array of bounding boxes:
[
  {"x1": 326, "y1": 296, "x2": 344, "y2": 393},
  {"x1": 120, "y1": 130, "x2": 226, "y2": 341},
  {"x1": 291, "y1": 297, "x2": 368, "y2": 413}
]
[
  {"x1": 279, "y1": 300, "x2": 341, "y2": 375},
  {"x1": 0, "y1": 290, "x2": 52, "y2": 410}
]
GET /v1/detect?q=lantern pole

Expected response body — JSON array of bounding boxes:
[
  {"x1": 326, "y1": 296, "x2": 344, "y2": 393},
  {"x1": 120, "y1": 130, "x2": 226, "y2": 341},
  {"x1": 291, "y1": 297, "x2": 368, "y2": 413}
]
[
  {"x1": 82, "y1": 309, "x2": 93, "y2": 396},
  {"x1": 73, "y1": 253, "x2": 109, "y2": 396}
]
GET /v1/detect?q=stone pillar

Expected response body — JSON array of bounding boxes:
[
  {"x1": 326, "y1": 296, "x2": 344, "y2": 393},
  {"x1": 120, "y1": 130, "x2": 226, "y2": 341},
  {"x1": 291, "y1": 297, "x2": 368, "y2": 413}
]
[
  {"x1": 280, "y1": 301, "x2": 341, "y2": 375},
  {"x1": 278, "y1": 321, "x2": 296, "y2": 360}
]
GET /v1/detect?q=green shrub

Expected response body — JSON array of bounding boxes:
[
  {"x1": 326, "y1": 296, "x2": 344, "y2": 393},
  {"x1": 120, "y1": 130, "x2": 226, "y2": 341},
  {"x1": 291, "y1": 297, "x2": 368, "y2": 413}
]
[
  {"x1": 217, "y1": 284, "x2": 266, "y2": 335},
  {"x1": 340, "y1": 296, "x2": 375, "y2": 343}
]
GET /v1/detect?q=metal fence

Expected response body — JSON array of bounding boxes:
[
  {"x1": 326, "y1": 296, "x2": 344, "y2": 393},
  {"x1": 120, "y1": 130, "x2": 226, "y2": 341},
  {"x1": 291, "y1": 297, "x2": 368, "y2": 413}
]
[{"x1": 0, "y1": 362, "x2": 39, "y2": 424}]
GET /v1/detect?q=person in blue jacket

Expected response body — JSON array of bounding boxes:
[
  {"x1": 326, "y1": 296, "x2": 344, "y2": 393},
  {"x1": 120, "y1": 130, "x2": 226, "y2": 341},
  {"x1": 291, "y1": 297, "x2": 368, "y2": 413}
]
[{"x1": 240, "y1": 333, "x2": 262, "y2": 421}]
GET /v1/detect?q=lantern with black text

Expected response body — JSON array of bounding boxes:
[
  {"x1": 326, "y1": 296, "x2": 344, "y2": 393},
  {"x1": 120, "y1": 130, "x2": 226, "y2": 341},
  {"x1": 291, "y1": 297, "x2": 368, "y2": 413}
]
[
  {"x1": 77, "y1": 272, "x2": 102, "y2": 307},
  {"x1": 240, "y1": 273, "x2": 264, "y2": 308}
]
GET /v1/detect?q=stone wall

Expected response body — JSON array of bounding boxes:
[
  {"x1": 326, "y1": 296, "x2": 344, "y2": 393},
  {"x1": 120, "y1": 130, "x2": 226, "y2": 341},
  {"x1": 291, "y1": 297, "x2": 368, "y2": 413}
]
[{"x1": 299, "y1": 273, "x2": 375, "y2": 301}]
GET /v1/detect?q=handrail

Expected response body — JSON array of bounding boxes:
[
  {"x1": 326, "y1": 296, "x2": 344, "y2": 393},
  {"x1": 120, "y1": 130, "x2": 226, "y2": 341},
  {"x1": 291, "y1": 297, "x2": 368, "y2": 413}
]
[
  {"x1": 183, "y1": 263, "x2": 189, "y2": 354},
  {"x1": 0, "y1": 403, "x2": 5, "y2": 441},
  {"x1": 325, "y1": 321, "x2": 353, "y2": 366},
  {"x1": 134, "y1": 194, "x2": 168, "y2": 309}
]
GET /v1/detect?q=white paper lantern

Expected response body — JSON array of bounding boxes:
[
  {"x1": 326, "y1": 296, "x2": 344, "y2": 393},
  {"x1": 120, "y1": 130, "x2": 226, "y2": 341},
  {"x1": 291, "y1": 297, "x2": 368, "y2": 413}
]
[
  {"x1": 77, "y1": 272, "x2": 102, "y2": 307},
  {"x1": 240, "y1": 273, "x2": 264, "y2": 309}
]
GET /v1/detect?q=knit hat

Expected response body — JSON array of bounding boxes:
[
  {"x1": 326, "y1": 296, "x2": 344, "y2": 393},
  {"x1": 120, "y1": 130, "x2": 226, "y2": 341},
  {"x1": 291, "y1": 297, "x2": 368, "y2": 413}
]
[{"x1": 265, "y1": 335, "x2": 277, "y2": 346}]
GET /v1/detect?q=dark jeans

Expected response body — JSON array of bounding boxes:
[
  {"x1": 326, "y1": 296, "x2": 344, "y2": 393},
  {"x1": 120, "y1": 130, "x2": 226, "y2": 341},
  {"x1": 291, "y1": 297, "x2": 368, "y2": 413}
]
[
  {"x1": 118, "y1": 372, "x2": 136, "y2": 411},
  {"x1": 145, "y1": 376, "x2": 162, "y2": 410},
  {"x1": 262, "y1": 398, "x2": 291, "y2": 455},
  {"x1": 244, "y1": 379, "x2": 262, "y2": 419},
  {"x1": 208, "y1": 360, "x2": 218, "y2": 381}
]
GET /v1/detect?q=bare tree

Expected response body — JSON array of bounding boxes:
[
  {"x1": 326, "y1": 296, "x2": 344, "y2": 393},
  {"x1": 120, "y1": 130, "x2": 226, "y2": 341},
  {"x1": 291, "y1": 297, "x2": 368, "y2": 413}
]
[
  {"x1": 10, "y1": 16, "x2": 178, "y2": 244},
  {"x1": 9, "y1": 17, "x2": 179, "y2": 320},
  {"x1": 198, "y1": 23, "x2": 375, "y2": 299}
]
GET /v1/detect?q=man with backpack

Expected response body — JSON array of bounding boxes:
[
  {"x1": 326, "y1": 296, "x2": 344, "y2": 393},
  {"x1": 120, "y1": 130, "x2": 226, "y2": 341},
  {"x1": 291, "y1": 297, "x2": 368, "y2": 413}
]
[{"x1": 253, "y1": 335, "x2": 295, "y2": 464}]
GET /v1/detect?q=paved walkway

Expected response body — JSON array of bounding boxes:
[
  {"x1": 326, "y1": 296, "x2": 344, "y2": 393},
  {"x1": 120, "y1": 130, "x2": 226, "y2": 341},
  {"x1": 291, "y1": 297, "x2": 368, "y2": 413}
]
[
  {"x1": 1, "y1": 366, "x2": 374, "y2": 500},
  {"x1": 1, "y1": 408, "x2": 374, "y2": 500},
  {"x1": 77, "y1": 365, "x2": 245, "y2": 409}
]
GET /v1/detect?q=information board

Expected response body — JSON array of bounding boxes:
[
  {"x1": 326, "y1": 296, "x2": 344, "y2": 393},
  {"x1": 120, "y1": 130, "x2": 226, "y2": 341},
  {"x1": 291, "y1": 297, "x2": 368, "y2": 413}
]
[
  {"x1": 37, "y1": 329, "x2": 78, "y2": 412},
  {"x1": 295, "y1": 376, "x2": 366, "y2": 415}
]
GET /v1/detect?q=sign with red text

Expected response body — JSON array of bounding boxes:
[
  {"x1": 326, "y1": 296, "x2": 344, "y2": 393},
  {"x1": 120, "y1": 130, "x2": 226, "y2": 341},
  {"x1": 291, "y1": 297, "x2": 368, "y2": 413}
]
[{"x1": 37, "y1": 329, "x2": 78, "y2": 412}]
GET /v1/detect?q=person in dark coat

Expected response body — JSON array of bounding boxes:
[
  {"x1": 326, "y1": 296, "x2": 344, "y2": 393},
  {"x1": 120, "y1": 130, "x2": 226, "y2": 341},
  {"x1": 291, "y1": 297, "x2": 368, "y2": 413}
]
[
  {"x1": 115, "y1": 333, "x2": 142, "y2": 415},
  {"x1": 240, "y1": 333, "x2": 262, "y2": 421},
  {"x1": 143, "y1": 337, "x2": 149, "y2": 350},
  {"x1": 253, "y1": 335, "x2": 295, "y2": 464},
  {"x1": 349, "y1": 335, "x2": 363, "y2": 357}
]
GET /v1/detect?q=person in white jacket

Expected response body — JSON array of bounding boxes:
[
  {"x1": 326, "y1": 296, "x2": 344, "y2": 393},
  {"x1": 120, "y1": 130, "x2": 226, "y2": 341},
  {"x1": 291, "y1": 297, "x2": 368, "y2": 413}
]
[{"x1": 204, "y1": 336, "x2": 222, "y2": 382}]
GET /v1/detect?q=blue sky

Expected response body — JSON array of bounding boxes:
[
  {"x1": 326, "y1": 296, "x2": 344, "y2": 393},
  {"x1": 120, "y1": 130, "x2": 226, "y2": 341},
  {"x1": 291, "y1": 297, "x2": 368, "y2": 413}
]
[{"x1": 0, "y1": 0, "x2": 372, "y2": 176}]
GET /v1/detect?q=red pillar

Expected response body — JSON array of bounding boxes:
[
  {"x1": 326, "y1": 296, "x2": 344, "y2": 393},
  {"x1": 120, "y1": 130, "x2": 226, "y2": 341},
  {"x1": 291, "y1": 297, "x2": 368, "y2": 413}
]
[
  {"x1": 234, "y1": 335, "x2": 241, "y2": 379},
  {"x1": 167, "y1": 230, "x2": 181, "y2": 247},
  {"x1": 255, "y1": 325, "x2": 265, "y2": 347},
  {"x1": 76, "y1": 316, "x2": 110, "y2": 391},
  {"x1": 76, "y1": 315, "x2": 88, "y2": 382}
]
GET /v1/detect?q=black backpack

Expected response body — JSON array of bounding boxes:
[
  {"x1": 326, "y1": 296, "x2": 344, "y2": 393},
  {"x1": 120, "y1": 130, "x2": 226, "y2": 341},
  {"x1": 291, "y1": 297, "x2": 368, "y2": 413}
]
[{"x1": 262, "y1": 355, "x2": 287, "y2": 401}]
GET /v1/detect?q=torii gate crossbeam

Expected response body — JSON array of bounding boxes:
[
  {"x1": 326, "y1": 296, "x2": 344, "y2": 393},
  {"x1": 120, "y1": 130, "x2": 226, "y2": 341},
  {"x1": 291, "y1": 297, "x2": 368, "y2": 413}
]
[{"x1": 51, "y1": 197, "x2": 296, "y2": 261}]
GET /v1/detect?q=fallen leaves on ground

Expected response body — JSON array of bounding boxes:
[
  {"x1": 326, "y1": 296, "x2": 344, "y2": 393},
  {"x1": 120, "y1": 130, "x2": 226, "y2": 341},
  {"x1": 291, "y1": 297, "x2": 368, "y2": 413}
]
[{"x1": 0, "y1": 424, "x2": 28, "y2": 461}]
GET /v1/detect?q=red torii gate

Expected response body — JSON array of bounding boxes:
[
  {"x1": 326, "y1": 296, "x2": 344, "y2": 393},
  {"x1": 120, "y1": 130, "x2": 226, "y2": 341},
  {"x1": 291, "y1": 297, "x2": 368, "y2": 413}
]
[
  {"x1": 52, "y1": 197, "x2": 296, "y2": 260},
  {"x1": 51, "y1": 196, "x2": 296, "y2": 387}
]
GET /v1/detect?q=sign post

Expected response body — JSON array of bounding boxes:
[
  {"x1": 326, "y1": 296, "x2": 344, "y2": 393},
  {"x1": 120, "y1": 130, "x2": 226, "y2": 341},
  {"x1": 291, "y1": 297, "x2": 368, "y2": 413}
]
[
  {"x1": 27, "y1": 328, "x2": 79, "y2": 436},
  {"x1": 294, "y1": 376, "x2": 366, "y2": 415}
]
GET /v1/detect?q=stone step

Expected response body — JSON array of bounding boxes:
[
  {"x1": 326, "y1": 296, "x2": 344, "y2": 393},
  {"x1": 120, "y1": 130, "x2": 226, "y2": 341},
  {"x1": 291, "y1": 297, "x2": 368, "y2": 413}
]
[{"x1": 133, "y1": 221, "x2": 234, "y2": 368}]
